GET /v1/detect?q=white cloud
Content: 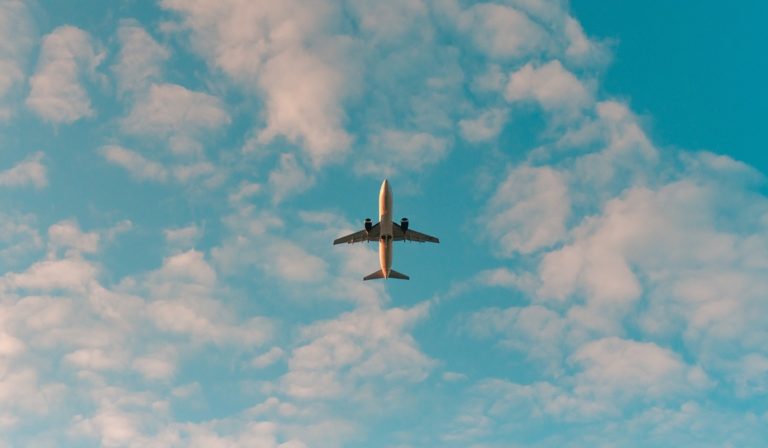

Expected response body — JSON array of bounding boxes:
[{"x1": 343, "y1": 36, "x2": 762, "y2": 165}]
[
  {"x1": 172, "y1": 161, "x2": 216, "y2": 182},
  {"x1": 357, "y1": 130, "x2": 449, "y2": 176},
  {"x1": 146, "y1": 250, "x2": 273, "y2": 346},
  {"x1": 345, "y1": 0, "x2": 429, "y2": 43},
  {"x1": 112, "y1": 21, "x2": 169, "y2": 95},
  {"x1": 459, "y1": 108, "x2": 506, "y2": 143},
  {"x1": 466, "y1": 305, "x2": 567, "y2": 374},
  {"x1": 65, "y1": 348, "x2": 126, "y2": 371},
  {"x1": 26, "y1": 26, "x2": 103, "y2": 124},
  {"x1": 0, "y1": 369, "x2": 65, "y2": 425},
  {"x1": 455, "y1": 3, "x2": 547, "y2": 59},
  {"x1": 251, "y1": 347, "x2": 285, "y2": 369},
  {"x1": 505, "y1": 60, "x2": 591, "y2": 113},
  {"x1": 0, "y1": 1, "x2": 33, "y2": 120},
  {"x1": 164, "y1": 225, "x2": 201, "y2": 248},
  {"x1": 104, "y1": 220, "x2": 134, "y2": 242},
  {"x1": 122, "y1": 83, "x2": 229, "y2": 156},
  {"x1": 1, "y1": 257, "x2": 97, "y2": 293},
  {"x1": 47, "y1": 220, "x2": 100, "y2": 255},
  {"x1": 161, "y1": 0, "x2": 354, "y2": 166},
  {"x1": 538, "y1": 180, "x2": 727, "y2": 304},
  {"x1": 451, "y1": 336, "x2": 710, "y2": 431},
  {"x1": 265, "y1": 240, "x2": 328, "y2": 283},
  {"x1": 282, "y1": 303, "x2": 434, "y2": 399},
  {"x1": 132, "y1": 348, "x2": 177, "y2": 380},
  {"x1": 228, "y1": 181, "x2": 262, "y2": 204},
  {"x1": 566, "y1": 101, "x2": 659, "y2": 192},
  {"x1": 0, "y1": 214, "x2": 42, "y2": 266},
  {"x1": 564, "y1": 16, "x2": 599, "y2": 62},
  {"x1": 0, "y1": 151, "x2": 47, "y2": 188},
  {"x1": 0, "y1": 332, "x2": 25, "y2": 357},
  {"x1": 269, "y1": 153, "x2": 315, "y2": 203},
  {"x1": 150, "y1": 250, "x2": 216, "y2": 290},
  {"x1": 571, "y1": 337, "x2": 711, "y2": 400},
  {"x1": 257, "y1": 48, "x2": 353, "y2": 165},
  {"x1": 482, "y1": 165, "x2": 570, "y2": 255},
  {"x1": 100, "y1": 145, "x2": 168, "y2": 182}
]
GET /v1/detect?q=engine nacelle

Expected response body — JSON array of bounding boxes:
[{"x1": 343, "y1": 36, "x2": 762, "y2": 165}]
[
  {"x1": 400, "y1": 217, "x2": 409, "y2": 232},
  {"x1": 364, "y1": 218, "x2": 373, "y2": 232}
]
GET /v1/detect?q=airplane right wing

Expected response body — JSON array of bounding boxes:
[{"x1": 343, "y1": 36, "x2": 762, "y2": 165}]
[
  {"x1": 393, "y1": 223, "x2": 439, "y2": 243},
  {"x1": 333, "y1": 223, "x2": 380, "y2": 245}
]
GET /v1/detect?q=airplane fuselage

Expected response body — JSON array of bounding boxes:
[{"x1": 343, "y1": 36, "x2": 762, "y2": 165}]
[{"x1": 378, "y1": 179, "x2": 393, "y2": 278}]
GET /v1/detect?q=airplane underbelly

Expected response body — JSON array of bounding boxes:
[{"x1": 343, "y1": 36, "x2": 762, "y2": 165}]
[{"x1": 379, "y1": 239, "x2": 392, "y2": 275}]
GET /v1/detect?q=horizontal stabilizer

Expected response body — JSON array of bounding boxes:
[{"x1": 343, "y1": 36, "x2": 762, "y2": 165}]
[
  {"x1": 363, "y1": 269, "x2": 410, "y2": 280},
  {"x1": 389, "y1": 269, "x2": 409, "y2": 280},
  {"x1": 363, "y1": 270, "x2": 385, "y2": 281}
]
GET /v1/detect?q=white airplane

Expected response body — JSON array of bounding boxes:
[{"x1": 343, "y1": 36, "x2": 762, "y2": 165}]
[{"x1": 333, "y1": 179, "x2": 439, "y2": 280}]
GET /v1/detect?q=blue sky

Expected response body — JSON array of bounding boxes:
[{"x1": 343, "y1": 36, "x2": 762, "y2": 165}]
[{"x1": 1, "y1": 1, "x2": 768, "y2": 446}]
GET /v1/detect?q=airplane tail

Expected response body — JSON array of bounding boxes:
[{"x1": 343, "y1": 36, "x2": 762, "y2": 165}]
[{"x1": 363, "y1": 269, "x2": 410, "y2": 281}]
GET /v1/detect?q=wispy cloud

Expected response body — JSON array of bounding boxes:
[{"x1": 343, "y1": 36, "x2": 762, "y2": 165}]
[
  {"x1": 100, "y1": 145, "x2": 168, "y2": 182},
  {"x1": 0, "y1": 152, "x2": 47, "y2": 189}
]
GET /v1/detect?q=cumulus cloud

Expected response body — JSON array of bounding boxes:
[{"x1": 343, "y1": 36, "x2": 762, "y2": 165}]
[
  {"x1": 0, "y1": 369, "x2": 65, "y2": 427},
  {"x1": 161, "y1": 0, "x2": 354, "y2": 166},
  {"x1": 505, "y1": 60, "x2": 591, "y2": 113},
  {"x1": 264, "y1": 240, "x2": 328, "y2": 283},
  {"x1": 65, "y1": 348, "x2": 126, "y2": 371},
  {"x1": 1, "y1": 257, "x2": 97, "y2": 293},
  {"x1": 459, "y1": 108, "x2": 506, "y2": 143},
  {"x1": 454, "y1": 3, "x2": 547, "y2": 59},
  {"x1": 0, "y1": 1, "x2": 34, "y2": 120},
  {"x1": 282, "y1": 303, "x2": 434, "y2": 399},
  {"x1": 132, "y1": 347, "x2": 177, "y2": 380},
  {"x1": 345, "y1": 0, "x2": 429, "y2": 42},
  {"x1": 269, "y1": 153, "x2": 315, "y2": 203},
  {"x1": 482, "y1": 165, "x2": 570, "y2": 255},
  {"x1": 147, "y1": 250, "x2": 273, "y2": 345},
  {"x1": 26, "y1": 26, "x2": 103, "y2": 124},
  {"x1": 100, "y1": 145, "x2": 168, "y2": 181},
  {"x1": 122, "y1": 83, "x2": 229, "y2": 155},
  {"x1": 47, "y1": 220, "x2": 100, "y2": 256},
  {"x1": 256, "y1": 47, "x2": 353, "y2": 165},
  {"x1": 0, "y1": 214, "x2": 42, "y2": 266},
  {"x1": 571, "y1": 337, "x2": 711, "y2": 400},
  {"x1": 357, "y1": 130, "x2": 449, "y2": 176},
  {"x1": 112, "y1": 20, "x2": 169, "y2": 95},
  {"x1": 0, "y1": 151, "x2": 47, "y2": 189}
]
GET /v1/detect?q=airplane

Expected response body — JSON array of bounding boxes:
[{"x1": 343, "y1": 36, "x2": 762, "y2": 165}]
[{"x1": 333, "y1": 179, "x2": 439, "y2": 280}]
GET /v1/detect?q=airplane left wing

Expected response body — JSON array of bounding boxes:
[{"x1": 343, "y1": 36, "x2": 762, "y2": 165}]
[
  {"x1": 393, "y1": 223, "x2": 439, "y2": 243},
  {"x1": 333, "y1": 223, "x2": 380, "y2": 245}
]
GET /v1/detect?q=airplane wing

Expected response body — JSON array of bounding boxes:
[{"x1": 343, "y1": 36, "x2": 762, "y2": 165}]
[
  {"x1": 333, "y1": 223, "x2": 380, "y2": 245},
  {"x1": 393, "y1": 223, "x2": 439, "y2": 243}
]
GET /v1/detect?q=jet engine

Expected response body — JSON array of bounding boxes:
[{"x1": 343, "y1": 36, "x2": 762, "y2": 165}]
[
  {"x1": 400, "y1": 217, "x2": 409, "y2": 232},
  {"x1": 364, "y1": 218, "x2": 373, "y2": 232}
]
